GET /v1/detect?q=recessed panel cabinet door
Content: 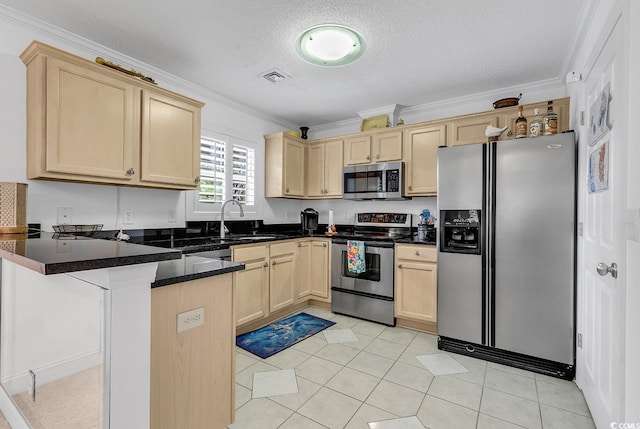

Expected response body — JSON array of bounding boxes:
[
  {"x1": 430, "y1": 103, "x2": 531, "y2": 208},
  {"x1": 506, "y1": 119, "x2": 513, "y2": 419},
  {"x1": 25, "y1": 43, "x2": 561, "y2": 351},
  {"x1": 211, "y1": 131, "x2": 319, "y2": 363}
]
[
  {"x1": 310, "y1": 240, "x2": 330, "y2": 299},
  {"x1": 45, "y1": 57, "x2": 138, "y2": 180},
  {"x1": 283, "y1": 138, "x2": 305, "y2": 197},
  {"x1": 140, "y1": 90, "x2": 201, "y2": 188},
  {"x1": 306, "y1": 144, "x2": 325, "y2": 198},
  {"x1": 403, "y1": 125, "x2": 446, "y2": 196},
  {"x1": 269, "y1": 253, "x2": 296, "y2": 312}
]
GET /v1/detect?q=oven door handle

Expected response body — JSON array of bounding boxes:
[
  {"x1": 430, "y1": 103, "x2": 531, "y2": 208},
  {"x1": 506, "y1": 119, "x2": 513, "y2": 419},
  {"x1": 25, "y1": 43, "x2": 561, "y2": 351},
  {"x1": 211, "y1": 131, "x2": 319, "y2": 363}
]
[{"x1": 331, "y1": 239, "x2": 395, "y2": 248}]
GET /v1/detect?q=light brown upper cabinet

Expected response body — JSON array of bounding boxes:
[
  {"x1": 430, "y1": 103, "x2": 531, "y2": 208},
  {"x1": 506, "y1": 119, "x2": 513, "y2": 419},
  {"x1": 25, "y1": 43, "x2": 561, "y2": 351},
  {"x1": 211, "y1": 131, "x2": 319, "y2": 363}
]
[
  {"x1": 21, "y1": 41, "x2": 203, "y2": 190},
  {"x1": 447, "y1": 113, "x2": 500, "y2": 147},
  {"x1": 306, "y1": 138, "x2": 343, "y2": 198},
  {"x1": 344, "y1": 130, "x2": 402, "y2": 165},
  {"x1": 403, "y1": 124, "x2": 446, "y2": 196},
  {"x1": 264, "y1": 132, "x2": 305, "y2": 198}
]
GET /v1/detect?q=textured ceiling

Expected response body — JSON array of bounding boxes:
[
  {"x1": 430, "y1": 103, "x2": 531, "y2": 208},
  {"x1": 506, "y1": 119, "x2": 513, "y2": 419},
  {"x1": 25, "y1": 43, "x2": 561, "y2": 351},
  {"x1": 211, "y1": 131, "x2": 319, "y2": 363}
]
[{"x1": 1, "y1": 0, "x2": 586, "y2": 127}]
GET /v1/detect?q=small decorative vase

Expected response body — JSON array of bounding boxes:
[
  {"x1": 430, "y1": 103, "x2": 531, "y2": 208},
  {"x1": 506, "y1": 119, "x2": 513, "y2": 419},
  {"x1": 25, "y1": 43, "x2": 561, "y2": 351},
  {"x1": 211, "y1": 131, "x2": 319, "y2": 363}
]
[{"x1": 299, "y1": 127, "x2": 309, "y2": 140}]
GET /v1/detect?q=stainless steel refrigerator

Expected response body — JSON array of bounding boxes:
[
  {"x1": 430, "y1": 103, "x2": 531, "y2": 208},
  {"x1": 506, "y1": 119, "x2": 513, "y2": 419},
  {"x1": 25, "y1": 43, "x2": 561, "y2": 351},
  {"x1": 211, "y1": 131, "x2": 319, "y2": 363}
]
[{"x1": 436, "y1": 132, "x2": 576, "y2": 379}]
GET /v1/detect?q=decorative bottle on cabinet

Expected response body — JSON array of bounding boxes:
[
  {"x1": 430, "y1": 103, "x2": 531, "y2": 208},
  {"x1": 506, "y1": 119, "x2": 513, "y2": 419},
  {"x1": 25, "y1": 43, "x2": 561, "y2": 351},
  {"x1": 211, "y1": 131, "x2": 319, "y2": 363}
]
[
  {"x1": 529, "y1": 108, "x2": 543, "y2": 137},
  {"x1": 543, "y1": 101, "x2": 558, "y2": 135},
  {"x1": 515, "y1": 105, "x2": 528, "y2": 139}
]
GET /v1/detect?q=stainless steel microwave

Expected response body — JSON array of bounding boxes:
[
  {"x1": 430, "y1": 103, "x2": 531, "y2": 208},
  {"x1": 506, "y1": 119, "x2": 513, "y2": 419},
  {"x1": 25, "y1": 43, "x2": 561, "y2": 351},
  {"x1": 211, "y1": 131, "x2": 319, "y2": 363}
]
[{"x1": 342, "y1": 161, "x2": 409, "y2": 200}]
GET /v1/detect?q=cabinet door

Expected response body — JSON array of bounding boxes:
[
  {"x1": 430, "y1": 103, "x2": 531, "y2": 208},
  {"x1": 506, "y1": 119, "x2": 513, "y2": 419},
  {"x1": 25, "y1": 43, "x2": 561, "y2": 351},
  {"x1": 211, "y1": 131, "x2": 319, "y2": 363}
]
[
  {"x1": 373, "y1": 130, "x2": 403, "y2": 162},
  {"x1": 344, "y1": 135, "x2": 372, "y2": 165},
  {"x1": 448, "y1": 114, "x2": 499, "y2": 146},
  {"x1": 140, "y1": 90, "x2": 201, "y2": 188},
  {"x1": 395, "y1": 260, "x2": 437, "y2": 323},
  {"x1": 323, "y1": 139, "x2": 344, "y2": 197},
  {"x1": 403, "y1": 125, "x2": 446, "y2": 196},
  {"x1": 306, "y1": 143, "x2": 325, "y2": 198},
  {"x1": 234, "y1": 259, "x2": 269, "y2": 326},
  {"x1": 283, "y1": 137, "x2": 305, "y2": 197},
  {"x1": 295, "y1": 241, "x2": 312, "y2": 299},
  {"x1": 45, "y1": 57, "x2": 138, "y2": 180},
  {"x1": 310, "y1": 240, "x2": 330, "y2": 299},
  {"x1": 269, "y1": 253, "x2": 296, "y2": 312}
]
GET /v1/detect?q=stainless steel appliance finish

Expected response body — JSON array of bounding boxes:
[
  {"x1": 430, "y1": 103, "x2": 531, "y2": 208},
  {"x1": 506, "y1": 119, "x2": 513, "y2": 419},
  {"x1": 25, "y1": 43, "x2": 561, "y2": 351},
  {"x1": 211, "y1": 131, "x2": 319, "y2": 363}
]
[
  {"x1": 437, "y1": 133, "x2": 576, "y2": 379},
  {"x1": 342, "y1": 162, "x2": 408, "y2": 200},
  {"x1": 331, "y1": 213, "x2": 412, "y2": 325}
]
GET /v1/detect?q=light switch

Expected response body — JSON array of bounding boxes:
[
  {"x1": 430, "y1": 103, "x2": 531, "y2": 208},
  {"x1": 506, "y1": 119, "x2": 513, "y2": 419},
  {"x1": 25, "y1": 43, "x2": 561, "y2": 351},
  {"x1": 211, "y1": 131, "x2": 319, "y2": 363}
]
[{"x1": 177, "y1": 307, "x2": 205, "y2": 333}]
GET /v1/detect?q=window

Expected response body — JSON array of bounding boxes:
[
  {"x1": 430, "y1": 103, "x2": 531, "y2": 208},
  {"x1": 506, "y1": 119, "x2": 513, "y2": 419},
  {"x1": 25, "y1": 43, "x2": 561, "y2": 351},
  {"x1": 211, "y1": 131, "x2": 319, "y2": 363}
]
[
  {"x1": 198, "y1": 136, "x2": 255, "y2": 205},
  {"x1": 187, "y1": 132, "x2": 259, "y2": 220}
]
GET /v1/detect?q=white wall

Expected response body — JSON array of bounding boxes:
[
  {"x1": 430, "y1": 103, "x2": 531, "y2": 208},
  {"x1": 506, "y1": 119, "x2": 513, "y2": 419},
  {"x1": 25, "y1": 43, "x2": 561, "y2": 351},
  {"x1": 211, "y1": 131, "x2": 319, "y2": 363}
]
[{"x1": 1, "y1": 260, "x2": 103, "y2": 392}]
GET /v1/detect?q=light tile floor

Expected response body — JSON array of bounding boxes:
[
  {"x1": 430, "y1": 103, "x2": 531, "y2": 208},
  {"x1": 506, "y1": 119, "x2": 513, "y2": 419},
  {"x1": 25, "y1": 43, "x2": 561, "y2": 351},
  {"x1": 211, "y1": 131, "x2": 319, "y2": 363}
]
[{"x1": 230, "y1": 307, "x2": 595, "y2": 429}]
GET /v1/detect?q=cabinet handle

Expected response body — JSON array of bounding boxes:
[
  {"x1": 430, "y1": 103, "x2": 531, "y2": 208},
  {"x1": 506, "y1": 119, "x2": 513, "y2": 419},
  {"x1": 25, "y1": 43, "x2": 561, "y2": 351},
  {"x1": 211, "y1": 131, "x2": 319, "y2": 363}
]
[
  {"x1": 507, "y1": 130, "x2": 513, "y2": 137},
  {"x1": 415, "y1": 250, "x2": 420, "y2": 256},
  {"x1": 272, "y1": 260, "x2": 276, "y2": 265},
  {"x1": 324, "y1": 189, "x2": 328, "y2": 194},
  {"x1": 323, "y1": 243, "x2": 327, "y2": 247},
  {"x1": 263, "y1": 262, "x2": 268, "y2": 268},
  {"x1": 126, "y1": 168, "x2": 135, "y2": 176},
  {"x1": 298, "y1": 243, "x2": 302, "y2": 247},
  {"x1": 408, "y1": 185, "x2": 413, "y2": 191},
  {"x1": 285, "y1": 187, "x2": 289, "y2": 193},
  {"x1": 366, "y1": 155, "x2": 371, "y2": 160},
  {"x1": 398, "y1": 264, "x2": 403, "y2": 269},
  {"x1": 195, "y1": 176, "x2": 201, "y2": 183}
]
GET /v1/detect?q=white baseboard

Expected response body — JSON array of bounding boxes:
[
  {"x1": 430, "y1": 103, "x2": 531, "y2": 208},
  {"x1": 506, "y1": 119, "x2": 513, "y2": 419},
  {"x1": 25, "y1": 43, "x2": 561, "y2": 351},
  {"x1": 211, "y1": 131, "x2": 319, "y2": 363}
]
[{"x1": 1, "y1": 349, "x2": 101, "y2": 396}]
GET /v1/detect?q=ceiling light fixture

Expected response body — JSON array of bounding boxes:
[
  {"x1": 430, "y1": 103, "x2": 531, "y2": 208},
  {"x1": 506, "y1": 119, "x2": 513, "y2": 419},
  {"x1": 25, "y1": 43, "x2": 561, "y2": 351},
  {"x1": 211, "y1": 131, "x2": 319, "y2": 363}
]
[{"x1": 295, "y1": 24, "x2": 366, "y2": 67}]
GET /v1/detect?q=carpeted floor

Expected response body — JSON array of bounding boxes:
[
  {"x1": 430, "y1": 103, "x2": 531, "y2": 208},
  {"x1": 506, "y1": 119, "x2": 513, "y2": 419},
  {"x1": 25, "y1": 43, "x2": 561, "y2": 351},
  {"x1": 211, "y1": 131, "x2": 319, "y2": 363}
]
[
  {"x1": 10, "y1": 366, "x2": 102, "y2": 429},
  {"x1": 0, "y1": 410, "x2": 10, "y2": 429}
]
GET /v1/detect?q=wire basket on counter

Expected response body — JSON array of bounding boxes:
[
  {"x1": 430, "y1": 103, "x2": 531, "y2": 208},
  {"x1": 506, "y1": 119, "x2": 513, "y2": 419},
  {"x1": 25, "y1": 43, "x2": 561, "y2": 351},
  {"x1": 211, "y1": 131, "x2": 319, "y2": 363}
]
[{"x1": 52, "y1": 224, "x2": 104, "y2": 238}]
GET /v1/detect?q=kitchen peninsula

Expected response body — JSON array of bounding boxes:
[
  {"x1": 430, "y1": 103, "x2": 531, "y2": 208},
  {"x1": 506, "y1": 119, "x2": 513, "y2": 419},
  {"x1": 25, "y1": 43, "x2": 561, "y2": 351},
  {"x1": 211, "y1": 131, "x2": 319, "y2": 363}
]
[{"x1": 0, "y1": 232, "x2": 243, "y2": 429}]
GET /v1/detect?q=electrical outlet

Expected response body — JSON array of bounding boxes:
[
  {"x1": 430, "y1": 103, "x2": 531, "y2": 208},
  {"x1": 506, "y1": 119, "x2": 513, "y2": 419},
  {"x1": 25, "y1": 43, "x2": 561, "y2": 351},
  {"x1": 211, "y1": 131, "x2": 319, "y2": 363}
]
[
  {"x1": 123, "y1": 209, "x2": 134, "y2": 224},
  {"x1": 168, "y1": 209, "x2": 177, "y2": 223},
  {"x1": 177, "y1": 307, "x2": 205, "y2": 333},
  {"x1": 28, "y1": 370, "x2": 36, "y2": 401},
  {"x1": 57, "y1": 207, "x2": 73, "y2": 224}
]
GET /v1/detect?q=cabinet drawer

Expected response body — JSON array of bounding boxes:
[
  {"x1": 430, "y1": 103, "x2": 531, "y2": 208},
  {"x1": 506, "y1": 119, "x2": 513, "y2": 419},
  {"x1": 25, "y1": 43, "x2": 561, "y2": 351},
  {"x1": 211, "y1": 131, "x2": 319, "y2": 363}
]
[
  {"x1": 232, "y1": 244, "x2": 268, "y2": 262},
  {"x1": 396, "y1": 245, "x2": 437, "y2": 262},
  {"x1": 269, "y1": 241, "x2": 297, "y2": 258}
]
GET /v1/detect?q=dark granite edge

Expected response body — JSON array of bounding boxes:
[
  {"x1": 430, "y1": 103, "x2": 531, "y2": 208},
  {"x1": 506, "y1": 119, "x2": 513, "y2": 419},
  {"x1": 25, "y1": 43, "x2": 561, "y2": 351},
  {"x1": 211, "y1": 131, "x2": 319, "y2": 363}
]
[
  {"x1": 151, "y1": 263, "x2": 245, "y2": 288},
  {"x1": 394, "y1": 238, "x2": 437, "y2": 246},
  {"x1": 44, "y1": 251, "x2": 182, "y2": 275}
]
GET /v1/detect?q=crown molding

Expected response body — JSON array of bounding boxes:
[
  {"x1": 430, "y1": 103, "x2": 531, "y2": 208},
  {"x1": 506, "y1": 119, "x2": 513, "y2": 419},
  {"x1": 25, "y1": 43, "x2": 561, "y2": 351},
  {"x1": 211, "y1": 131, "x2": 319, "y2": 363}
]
[{"x1": 0, "y1": 4, "x2": 297, "y2": 131}]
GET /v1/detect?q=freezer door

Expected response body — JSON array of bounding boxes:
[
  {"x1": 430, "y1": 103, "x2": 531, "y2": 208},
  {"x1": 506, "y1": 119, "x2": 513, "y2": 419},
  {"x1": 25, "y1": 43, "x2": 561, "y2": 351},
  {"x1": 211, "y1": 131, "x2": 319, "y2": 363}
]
[
  {"x1": 492, "y1": 134, "x2": 575, "y2": 364},
  {"x1": 437, "y1": 144, "x2": 484, "y2": 210},
  {"x1": 437, "y1": 143, "x2": 486, "y2": 344}
]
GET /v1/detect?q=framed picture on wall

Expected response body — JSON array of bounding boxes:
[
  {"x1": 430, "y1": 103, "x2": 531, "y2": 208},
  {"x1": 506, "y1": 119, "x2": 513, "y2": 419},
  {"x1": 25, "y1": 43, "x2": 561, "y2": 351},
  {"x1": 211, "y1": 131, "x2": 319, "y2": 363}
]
[
  {"x1": 588, "y1": 83, "x2": 610, "y2": 146},
  {"x1": 588, "y1": 140, "x2": 609, "y2": 193}
]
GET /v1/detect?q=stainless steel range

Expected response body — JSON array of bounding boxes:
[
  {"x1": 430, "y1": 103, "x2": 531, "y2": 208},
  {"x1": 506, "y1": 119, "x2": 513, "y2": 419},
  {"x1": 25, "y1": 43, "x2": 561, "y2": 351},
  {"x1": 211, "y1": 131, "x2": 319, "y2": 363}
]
[{"x1": 331, "y1": 213, "x2": 412, "y2": 325}]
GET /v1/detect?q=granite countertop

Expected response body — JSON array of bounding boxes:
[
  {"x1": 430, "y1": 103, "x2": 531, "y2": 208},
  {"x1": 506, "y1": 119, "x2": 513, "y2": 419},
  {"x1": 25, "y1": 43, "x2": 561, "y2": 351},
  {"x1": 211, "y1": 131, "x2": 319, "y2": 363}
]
[
  {"x1": 395, "y1": 236, "x2": 437, "y2": 246},
  {"x1": 152, "y1": 255, "x2": 245, "y2": 288},
  {"x1": 0, "y1": 231, "x2": 181, "y2": 275}
]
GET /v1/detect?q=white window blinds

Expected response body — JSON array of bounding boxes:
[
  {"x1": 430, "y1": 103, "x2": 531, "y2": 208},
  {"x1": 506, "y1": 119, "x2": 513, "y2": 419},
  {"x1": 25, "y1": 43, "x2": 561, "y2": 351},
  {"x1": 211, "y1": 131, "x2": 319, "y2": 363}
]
[{"x1": 198, "y1": 136, "x2": 255, "y2": 205}]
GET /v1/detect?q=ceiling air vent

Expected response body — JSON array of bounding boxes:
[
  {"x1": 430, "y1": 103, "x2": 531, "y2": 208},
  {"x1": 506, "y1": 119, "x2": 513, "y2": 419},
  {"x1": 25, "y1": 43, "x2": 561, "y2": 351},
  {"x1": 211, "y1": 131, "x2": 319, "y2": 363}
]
[{"x1": 261, "y1": 69, "x2": 288, "y2": 83}]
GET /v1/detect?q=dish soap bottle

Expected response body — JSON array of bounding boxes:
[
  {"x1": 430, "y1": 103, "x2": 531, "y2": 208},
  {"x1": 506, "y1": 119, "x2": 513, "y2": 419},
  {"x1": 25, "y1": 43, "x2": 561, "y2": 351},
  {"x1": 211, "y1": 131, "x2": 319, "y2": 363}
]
[
  {"x1": 515, "y1": 105, "x2": 527, "y2": 139},
  {"x1": 529, "y1": 108, "x2": 543, "y2": 137},
  {"x1": 543, "y1": 101, "x2": 558, "y2": 135}
]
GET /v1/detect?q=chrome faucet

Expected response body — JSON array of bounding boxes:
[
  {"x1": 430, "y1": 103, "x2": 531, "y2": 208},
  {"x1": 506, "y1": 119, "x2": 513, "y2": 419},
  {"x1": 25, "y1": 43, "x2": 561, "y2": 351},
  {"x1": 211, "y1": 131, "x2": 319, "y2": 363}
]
[{"x1": 220, "y1": 199, "x2": 244, "y2": 238}]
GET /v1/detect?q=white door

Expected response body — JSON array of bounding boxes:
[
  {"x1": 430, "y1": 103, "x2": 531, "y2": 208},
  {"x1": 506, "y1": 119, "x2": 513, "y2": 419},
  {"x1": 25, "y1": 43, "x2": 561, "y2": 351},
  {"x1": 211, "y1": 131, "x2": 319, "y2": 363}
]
[{"x1": 576, "y1": 12, "x2": 627, "y2": 427}]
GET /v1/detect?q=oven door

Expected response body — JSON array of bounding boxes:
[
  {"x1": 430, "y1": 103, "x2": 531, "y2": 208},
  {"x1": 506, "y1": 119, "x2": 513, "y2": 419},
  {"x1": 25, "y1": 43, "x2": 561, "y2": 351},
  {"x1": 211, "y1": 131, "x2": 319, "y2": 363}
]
[{"x1": 331, "y1": 241, "x2": 394, "y2": 298}]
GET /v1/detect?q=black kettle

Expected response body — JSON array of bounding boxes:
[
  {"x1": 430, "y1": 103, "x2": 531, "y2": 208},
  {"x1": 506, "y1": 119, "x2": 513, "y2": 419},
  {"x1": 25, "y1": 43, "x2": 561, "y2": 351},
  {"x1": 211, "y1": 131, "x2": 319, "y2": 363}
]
[{"x1": 300, "y1": 208, "x2": 319, "y2": 235}]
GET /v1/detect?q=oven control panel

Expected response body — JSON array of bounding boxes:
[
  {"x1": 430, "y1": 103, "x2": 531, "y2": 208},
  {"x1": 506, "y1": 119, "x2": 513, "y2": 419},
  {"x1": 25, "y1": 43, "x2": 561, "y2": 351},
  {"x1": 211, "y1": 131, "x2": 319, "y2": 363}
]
[{"x1": 355, "y1": 213, "x2": 411, "y2": 226}]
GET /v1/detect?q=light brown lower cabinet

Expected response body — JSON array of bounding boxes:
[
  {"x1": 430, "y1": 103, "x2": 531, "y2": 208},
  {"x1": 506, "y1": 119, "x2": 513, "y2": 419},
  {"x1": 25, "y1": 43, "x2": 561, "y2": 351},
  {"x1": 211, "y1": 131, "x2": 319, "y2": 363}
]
[
  {"x1": 395, "y1": 244, "x2": 438, "y2": 328},
  {"x1": 150, "y1": 274, "x2": 234, "y2": 429}
]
